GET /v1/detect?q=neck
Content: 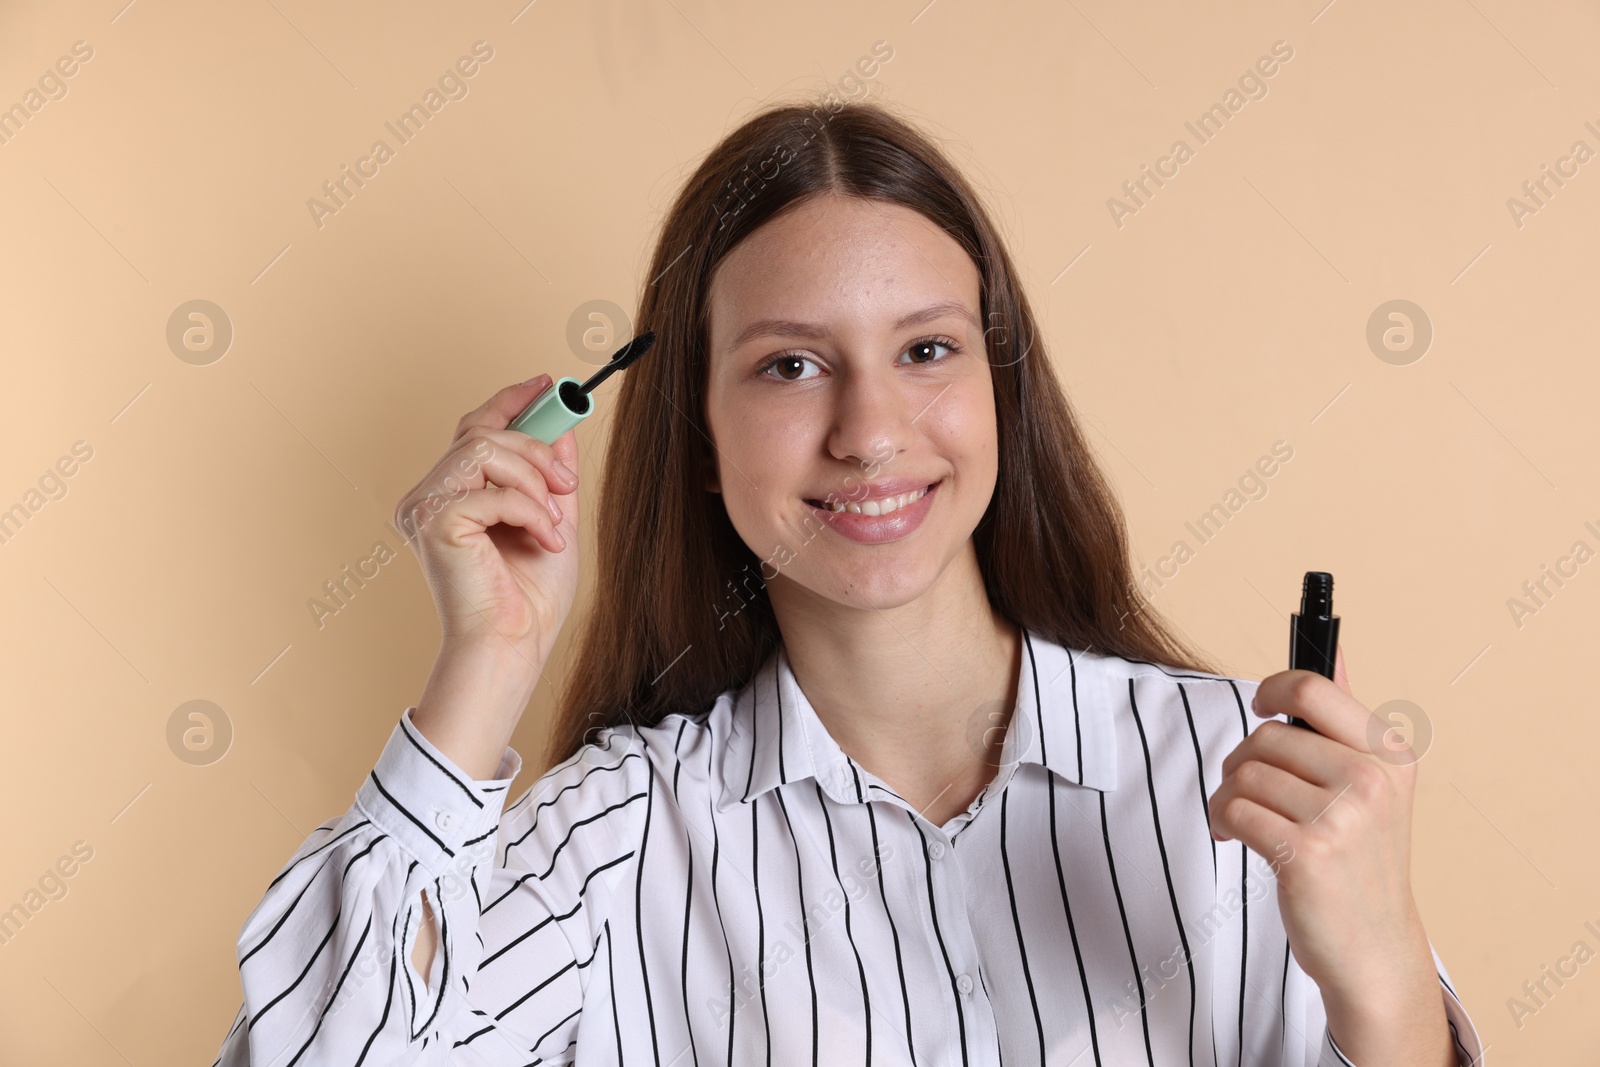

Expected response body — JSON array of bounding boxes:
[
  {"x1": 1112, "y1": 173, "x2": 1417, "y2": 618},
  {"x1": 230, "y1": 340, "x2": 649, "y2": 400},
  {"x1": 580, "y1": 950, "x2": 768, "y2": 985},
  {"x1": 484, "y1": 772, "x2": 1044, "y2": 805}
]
[{"x1": 766, "y1": 545, "x2": 1023, "y2": 827}]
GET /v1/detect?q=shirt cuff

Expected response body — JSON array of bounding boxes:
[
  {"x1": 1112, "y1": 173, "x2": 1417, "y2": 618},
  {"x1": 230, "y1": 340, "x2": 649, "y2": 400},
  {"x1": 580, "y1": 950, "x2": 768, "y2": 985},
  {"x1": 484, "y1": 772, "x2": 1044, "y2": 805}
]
[
  {"x1": 353, "y1": 706, "x2": 522, "y2": 878},
  {"x1": 1321, "y1": 977, "x2": 1486, "y2": 1066}
]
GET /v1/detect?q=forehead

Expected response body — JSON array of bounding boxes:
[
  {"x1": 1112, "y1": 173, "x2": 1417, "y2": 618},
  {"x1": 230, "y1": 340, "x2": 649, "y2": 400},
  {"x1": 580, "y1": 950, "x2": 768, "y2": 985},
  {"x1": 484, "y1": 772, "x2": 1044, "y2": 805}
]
[{"x1": 707, "y1": 194, "x2": 980, "y2": 346}]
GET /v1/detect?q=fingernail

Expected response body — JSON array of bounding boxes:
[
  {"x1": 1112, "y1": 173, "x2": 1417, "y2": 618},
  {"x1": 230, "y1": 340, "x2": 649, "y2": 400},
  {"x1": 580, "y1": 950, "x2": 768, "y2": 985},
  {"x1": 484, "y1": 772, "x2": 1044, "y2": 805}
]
[
  {"x1": 1251, "y1": 693, "x2": 1259, "y2": 712},
  {"x1": 554, "y1": 529, "x2": 567, "y2": 550},
  {"x1": 548, "y1": 499, "x2": 563, "y2": 523},
  {"x1": 553, "y1": 461, "x2": 576, "y2": 484},
  {"x1": 522, "y1": 373, "x2": 550, "y2": 387}
]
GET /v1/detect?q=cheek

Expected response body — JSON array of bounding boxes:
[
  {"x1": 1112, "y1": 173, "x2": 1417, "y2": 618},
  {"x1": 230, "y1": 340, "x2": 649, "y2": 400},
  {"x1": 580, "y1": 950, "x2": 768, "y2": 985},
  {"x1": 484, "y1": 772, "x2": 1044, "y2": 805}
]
[
  {"x1": 716, "y1": 412, "x2": 812, "y2": 527},
  {"x1": 929, "y1": 381, "x2": 998, "y2": 470}
]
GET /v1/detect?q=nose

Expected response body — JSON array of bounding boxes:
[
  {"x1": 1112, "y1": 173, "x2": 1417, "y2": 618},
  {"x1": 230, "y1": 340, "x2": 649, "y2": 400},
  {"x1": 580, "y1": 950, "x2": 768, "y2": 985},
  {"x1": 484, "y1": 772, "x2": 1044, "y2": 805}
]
[{"x1": 824, "y1": 360, "x2": 915, "y2": 471}]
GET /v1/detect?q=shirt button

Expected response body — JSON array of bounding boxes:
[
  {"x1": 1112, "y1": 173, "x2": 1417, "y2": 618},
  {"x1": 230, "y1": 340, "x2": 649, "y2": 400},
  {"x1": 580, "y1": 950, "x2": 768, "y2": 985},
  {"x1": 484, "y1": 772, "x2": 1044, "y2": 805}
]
[
  {"x1": 435, "y1": 809, "x2": 455, "y2": 831},
  {"x1": 956, "y1": 973, "x2": 973, "y2": 995},
  {"x1": 927, "y1": 840, "x2": 945, "y2": 860}
]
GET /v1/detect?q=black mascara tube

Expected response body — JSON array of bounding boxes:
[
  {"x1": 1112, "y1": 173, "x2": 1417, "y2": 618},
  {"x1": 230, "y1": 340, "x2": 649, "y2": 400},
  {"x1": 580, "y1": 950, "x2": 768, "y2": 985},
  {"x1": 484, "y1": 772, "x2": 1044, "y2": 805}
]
[{"x1": 1287, "y1": 570, "x2": 1340, "y2": 730}]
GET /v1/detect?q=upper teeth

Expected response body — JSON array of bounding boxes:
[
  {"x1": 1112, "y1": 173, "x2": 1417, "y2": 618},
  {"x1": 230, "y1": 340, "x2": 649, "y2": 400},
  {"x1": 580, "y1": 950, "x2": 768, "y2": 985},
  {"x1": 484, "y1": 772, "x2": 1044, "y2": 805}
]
[{"x1": 819, "y1": 486, "x2": 929, "y2": 516}]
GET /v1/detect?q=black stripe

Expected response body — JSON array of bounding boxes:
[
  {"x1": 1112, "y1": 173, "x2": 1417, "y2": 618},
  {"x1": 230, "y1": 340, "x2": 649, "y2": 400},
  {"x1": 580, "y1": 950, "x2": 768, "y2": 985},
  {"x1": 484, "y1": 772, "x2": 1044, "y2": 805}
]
[
  {"x1": 999, "y1": 786, "x2": 1045, "y2": 1064},
  {"x1": 1177, "y1": 683, "x2": 1218, "y2": 884},
  {"x1": 248, "y1": 905, "x2": 341, "y2": 1030},
  {"x1": 529, "y1": 1008, "x2": 582, "y2": 1056},
  {"x1": 452, "y1": 1023, "x2": 494, "y2": 1047},
  {"x1": 608, "y1": 920, "x2": 624, "y2": 1063},
  {"x1": 1228, "y1": 679, "x2": 1250, "y2": 1067},
  {"x1": 1048, "y1": 778, "x2": 1102, "y2": 1066},
  {"x1": 285, "y1": 914, "x2": 374, "y2": 1066},
  {"x1": 775, "y1": 789, "x2": 817, "y2": 1067},
  {"x1": 777, "y1": 646, "x2": 789, "y2": 783},
  {"x1": 265, "y1": 819, "x2": 371, "y2": 891},
  {"x1": 753, "y1": 797, "x2": 772, "y2": 1067},
  {"x1": 1277, "y1": 939, "x2": 1291, "y2": 1065},
  {"x1": 398, "y1": 715, "x2": 484, "y2": 808},
  {"x1": 368, "y1": 770, "x2": 454, "y2": 858},
  {"x1": 486, "y1": 793, "x2": 648, "y2": 912},
  {"x1": 868, "y1": 781, "x2": 912, "y2": 805},
  {"x1": 1048, "y1": 635, "x2": 1102, "y2": 1066},
  {"x1": 742, "y1": 668, "x2": 761, "y2": 804},
  {"x1": 1129, "y1": 678, "x2": 1198, "y2": 1067},
  {"x1": 1100, "y1": 791, "x2": 1156, "y2": 1067},
  {"x1": 635, "y1": 762, "x2": 661, "y2": 1067},
  {"x1": 352, "y1": 950, "x2": 396, "y2": 1066},
  {"x1": 479, "y1": 852, "x2": 636, "y2": 967},
  {"x1": 400, "y1": 902, "x2": 417, "y2": 1031},
  {"x1": 705, "y1": 714, "x2": 738, "y2": 1067},
  {"x1": 500, "y1": 752, "x2": 644, "y2": 853},
  {"x1": 910, "y1": 813, "x2": 968, "y2": 1067},
  {"x1": 673, "y1": 720, "x2": 703, "y2": 1067},
  {"x1": 855, "y1": 776, "x2": 917, "y2": 1066},
  {"x1": 1121, "y1": 657, "x2": 1230, "y2": 681},
  {"x1": 241, "y1": 854, "x2": 337, "y2": 967},
  {"x1": 493, "y1": 918, "x2": 608, "y2": 1020},
  {"x1": 816, "y1": 781, "x2": 872, "y2": 1066},
  {"x1": 1068, "y1": 645, "x2": 1084, "y2": 781},
  {"x1": 413, "y1": 891, "x2": 450, "y2": 1037}
]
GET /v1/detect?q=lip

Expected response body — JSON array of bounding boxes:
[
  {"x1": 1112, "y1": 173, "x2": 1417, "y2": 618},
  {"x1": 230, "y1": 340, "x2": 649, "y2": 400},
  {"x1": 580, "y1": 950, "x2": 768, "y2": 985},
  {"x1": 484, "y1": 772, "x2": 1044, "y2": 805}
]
[
  {"x1": 804, "y1": 476, "x2": 938, "y2": 506},
  {"x1": 804, "y1": 479, "x2": 940, "y2": 544}
]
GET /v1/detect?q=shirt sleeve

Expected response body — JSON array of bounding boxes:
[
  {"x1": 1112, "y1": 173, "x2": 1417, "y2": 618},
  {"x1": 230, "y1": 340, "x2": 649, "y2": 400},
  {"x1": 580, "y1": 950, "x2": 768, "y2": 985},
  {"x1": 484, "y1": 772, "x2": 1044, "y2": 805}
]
[
  {"x1": 1311, "y1": 941, "x2": 1485, "y2": 1067},
  {"x1": 213, "y1": 707, "x2": 650, "y2": 1067}
]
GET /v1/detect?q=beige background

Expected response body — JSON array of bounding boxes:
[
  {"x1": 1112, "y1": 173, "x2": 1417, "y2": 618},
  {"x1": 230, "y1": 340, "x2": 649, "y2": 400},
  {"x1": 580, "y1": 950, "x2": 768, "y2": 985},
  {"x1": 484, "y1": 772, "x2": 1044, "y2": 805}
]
[{"x1": 1, "y1": 0, "x2": 1595, "y2": 1062}]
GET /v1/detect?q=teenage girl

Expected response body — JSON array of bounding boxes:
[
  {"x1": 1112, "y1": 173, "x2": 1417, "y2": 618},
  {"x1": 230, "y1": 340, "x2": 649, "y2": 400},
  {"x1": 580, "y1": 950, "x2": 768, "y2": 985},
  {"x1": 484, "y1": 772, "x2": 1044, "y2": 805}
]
[{"x1": 215, "y1": 100, "x2": 1482, "y2": 1067}]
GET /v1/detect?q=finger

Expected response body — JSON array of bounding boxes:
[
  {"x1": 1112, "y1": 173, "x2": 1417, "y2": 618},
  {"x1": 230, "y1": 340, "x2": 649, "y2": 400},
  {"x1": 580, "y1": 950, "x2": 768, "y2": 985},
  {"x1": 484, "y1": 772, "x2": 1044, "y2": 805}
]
[
  {"x1": 465, "y1": 444, "x2": 565, "y2": 526},
  {"x1": 1254, "y1": 668, "x2": 1371, "y2": 754},
  {"x1": 1333, "y1": 645, "x2": 1350, "y2": 697},
  {"x1": 1211, "y1": 793, "x2": 1298, "y2": 857},
  {"x1": 1221, "y1": 720, "x2": 1349, "y2": 790},
  {"x1": 467, "y1": 428, "x2": 580, "y2": 499},
  {"x1": 1212, "y1": 758, "x2": 1335, "y2": 826},
  {"x1": 448, "y1": 485, "x2": 566, "y2": 553},
  {"x1": 452, "y1": 375, "x2": 558, "y2": 447}
]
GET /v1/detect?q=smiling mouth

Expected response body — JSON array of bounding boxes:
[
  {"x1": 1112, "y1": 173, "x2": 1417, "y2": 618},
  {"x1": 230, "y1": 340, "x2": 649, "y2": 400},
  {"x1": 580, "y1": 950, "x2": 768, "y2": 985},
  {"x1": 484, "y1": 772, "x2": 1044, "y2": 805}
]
[{"x1": 804, "y1": 483, "x2": 935, "y2": 516}]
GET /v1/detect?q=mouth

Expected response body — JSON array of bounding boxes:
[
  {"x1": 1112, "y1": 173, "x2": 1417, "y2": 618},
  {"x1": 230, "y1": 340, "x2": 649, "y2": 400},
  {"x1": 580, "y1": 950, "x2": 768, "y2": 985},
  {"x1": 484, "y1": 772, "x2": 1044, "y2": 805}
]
[{"x1": 804, "y1": 481, "x2": 937, "y2": 516}]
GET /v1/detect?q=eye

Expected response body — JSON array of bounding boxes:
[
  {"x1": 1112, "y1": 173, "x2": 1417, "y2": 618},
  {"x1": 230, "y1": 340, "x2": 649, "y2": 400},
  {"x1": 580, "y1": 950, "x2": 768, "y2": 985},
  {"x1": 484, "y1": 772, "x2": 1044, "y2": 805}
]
[
  {"x1": 898, "y1": 335, "x2": 962, "y2": 366},
  {"x1": 755, "y1": 353, "x2": 822, "y2": 382}
]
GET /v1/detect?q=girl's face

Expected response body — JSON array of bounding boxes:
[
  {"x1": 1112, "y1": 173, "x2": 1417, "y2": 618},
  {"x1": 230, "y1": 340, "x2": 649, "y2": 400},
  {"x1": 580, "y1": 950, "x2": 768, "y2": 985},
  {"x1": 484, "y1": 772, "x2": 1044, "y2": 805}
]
[{"x1": 703, "y1": 193, "x2": 999, "y2": 611}]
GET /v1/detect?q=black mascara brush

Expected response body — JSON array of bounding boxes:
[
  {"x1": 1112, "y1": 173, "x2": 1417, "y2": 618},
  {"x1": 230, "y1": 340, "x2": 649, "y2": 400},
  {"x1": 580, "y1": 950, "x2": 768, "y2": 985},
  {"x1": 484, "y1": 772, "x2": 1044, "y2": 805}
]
[{"x1": 508, "y1": 331, "x2": 657, "y2": 443}]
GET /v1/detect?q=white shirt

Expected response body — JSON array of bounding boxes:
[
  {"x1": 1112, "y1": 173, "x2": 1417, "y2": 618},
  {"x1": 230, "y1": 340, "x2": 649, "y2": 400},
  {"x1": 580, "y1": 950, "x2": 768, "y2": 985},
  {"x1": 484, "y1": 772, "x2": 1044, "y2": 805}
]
[{"x1": 215, "y1": 629, "x2": 1484, "y2": 1066}]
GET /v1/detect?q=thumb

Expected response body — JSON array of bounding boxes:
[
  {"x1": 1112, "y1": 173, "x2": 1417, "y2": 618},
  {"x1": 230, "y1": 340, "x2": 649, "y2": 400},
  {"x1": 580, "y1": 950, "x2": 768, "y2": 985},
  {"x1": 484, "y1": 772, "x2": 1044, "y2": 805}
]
[{"x1": 1332, "y1": 644, "x2": 1351, "y2": 697}]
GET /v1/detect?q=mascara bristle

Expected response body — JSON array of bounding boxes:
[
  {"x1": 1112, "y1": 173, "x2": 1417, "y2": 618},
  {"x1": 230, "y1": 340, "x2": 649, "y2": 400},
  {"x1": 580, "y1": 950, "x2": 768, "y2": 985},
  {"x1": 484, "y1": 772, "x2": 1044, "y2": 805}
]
[
  {"x1": 609, "y1": 331, "x2": 656, "y2": 370},
  {"x1": 574, "y1": 331, "x2": 658, "y2": 397}
]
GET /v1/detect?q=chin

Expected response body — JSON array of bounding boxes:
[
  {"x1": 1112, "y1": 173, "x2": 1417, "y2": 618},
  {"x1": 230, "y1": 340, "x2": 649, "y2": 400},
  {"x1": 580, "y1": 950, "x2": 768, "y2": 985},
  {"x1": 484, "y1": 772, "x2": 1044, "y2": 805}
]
[{"x1": 802, "y1": 553, "x2": 945, "y2": 612}]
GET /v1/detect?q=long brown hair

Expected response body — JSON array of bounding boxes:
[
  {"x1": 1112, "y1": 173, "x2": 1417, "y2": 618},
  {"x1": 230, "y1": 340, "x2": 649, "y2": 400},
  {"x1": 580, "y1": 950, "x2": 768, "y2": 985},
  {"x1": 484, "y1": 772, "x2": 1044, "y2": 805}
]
[{"x1": 545, "y1": 97, "x2": 1217, "y2": 769}]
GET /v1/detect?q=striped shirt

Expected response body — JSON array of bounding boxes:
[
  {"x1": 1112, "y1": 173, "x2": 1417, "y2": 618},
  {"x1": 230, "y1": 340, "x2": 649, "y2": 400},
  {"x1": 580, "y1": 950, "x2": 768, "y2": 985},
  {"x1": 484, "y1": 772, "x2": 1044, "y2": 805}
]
[{"x1": 215, "y1": 629, "x2": 1484, "y2": 1066}]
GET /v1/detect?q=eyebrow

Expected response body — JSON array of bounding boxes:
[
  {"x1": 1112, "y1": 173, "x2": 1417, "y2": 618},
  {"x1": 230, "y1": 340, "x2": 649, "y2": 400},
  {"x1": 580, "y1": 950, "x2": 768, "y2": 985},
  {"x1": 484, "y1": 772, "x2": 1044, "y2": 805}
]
[{"x1": 726, "y1": 300, "x2": 981, "y2": 351}]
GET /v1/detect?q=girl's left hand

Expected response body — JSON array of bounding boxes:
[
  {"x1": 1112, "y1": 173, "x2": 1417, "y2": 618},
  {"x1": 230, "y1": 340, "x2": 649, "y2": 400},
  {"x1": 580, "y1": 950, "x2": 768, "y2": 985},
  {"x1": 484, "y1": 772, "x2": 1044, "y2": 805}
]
[{"x1": 1208, "y1": 647, "x2": 1435, "y2": 1010}]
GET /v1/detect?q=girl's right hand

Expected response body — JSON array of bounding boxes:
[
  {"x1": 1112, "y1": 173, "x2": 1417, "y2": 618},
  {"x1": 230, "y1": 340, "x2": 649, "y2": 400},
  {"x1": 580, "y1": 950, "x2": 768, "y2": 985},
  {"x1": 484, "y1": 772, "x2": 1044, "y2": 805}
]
[{"x1": 393, "y1": 374, "x2": 582, "y2": 669}]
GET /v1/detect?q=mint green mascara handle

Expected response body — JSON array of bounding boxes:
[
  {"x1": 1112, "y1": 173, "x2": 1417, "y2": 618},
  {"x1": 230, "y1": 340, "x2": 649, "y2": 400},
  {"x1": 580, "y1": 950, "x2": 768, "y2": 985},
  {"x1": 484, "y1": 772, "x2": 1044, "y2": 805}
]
[{"x1": 507, "y1": 377, "x2": 594, "y2": 444}]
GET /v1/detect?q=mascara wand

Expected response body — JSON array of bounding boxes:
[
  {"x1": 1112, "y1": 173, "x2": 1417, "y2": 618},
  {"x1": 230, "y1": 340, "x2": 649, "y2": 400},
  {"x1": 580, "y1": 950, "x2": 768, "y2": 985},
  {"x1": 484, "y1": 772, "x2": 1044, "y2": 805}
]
[{"x1": 508, "y1": 331, "x2": 657, "y2": 444}]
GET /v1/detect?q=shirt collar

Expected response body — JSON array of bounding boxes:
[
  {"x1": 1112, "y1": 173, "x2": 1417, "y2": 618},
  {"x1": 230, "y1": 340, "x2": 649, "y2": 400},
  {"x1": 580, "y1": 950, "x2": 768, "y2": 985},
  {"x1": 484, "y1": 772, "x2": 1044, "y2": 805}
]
[{"x1": 717, "y1": 627, "x2": 1120, "y2": 811}]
